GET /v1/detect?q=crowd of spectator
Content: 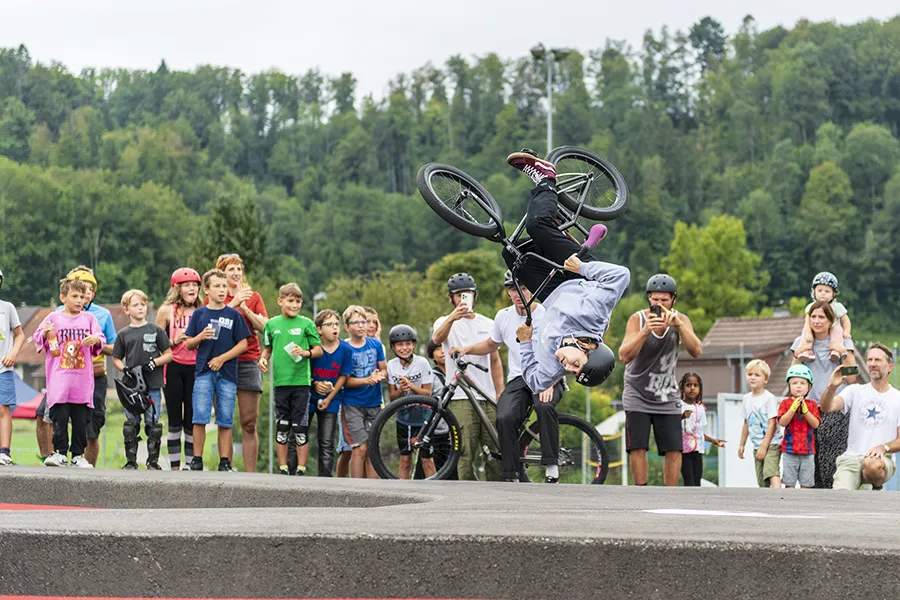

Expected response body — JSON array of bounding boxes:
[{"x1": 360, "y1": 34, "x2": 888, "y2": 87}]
[{"x1": 0, "y1": 261, "x2": 898, "y2": 491}]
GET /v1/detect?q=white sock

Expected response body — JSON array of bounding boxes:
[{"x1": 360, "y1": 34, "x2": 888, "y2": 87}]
[{"x1": 546, "y1": 464, "x2": 559, "y2": 479}]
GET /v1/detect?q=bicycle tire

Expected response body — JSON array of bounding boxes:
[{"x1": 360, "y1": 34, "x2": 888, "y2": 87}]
[
  {"x1": 416, "y1": 163, "x2": 504, "y2": 239},
  {"x1": 368, "y1": 395, "x2": 462, "y2": 480},
  {"x1": 517, "y1": 412, "x2": 609, "y2": 484},
  {"x1": 546, "y1": 146, "x2": 629, "y2": 222}
]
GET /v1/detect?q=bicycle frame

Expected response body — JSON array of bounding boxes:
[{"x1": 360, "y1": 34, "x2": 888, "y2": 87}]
[
  {"x1": 499, "y1": 172, "x2": 598, "y2": 326},
  {"x1": 417, "y1": 366, "x2": 500, "y2": 455}
]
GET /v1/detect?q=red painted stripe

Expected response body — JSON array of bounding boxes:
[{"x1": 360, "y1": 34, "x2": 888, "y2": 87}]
[
  {"x1": 0, "y1": 503, "x2": 94, "y2": 511},
  {"x1": 0, "y1": 597, "x2": 481, "y2": 600}
]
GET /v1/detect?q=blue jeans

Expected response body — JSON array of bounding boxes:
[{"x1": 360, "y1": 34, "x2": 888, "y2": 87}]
[
  {"x1": 0, "y1": 370, "x2": 15, "y2": 407},
  {"x1": 192, "y1": 371, "x2": 237, "y2": 428},
  {"x1": 125, "y1": 389, "x2": 161, "y2": 424}
]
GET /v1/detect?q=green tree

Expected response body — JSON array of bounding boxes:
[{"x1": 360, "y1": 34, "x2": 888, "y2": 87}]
[
  {"x1": 0, "y1": 97, "x2": 35, "y2": 162},
  {"x1": 661, "y1": 215, "x2": 769, "y2": 335},
  {"x1": 795, "y1": 161, "x2": 857, "y2": 274}
]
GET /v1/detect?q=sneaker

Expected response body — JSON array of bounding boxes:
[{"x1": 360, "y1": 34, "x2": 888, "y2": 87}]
[
  {"x1": 43, "y1": 452, "x2": 69, "y2": 467},
  {"x1": 0, "y1": 453, "x2": 13, "y2": 466},
  {"x1": 123, "y1": 462, "x2": 139, "y2": 471},
  {"x1": 279, "y1": 466, "x2": 290, "y2": 475},
  {"x1": 146, "y1": 462, "x2": 162, "y2": 471},
  {"x1": 180, "y1": 463, "x2": 192, "y2": 471},
  {"x1": 544, "y1": 476, "x2": 559, "y2": 484},
  {"x1": 189, "y1": 457, "x2": 203, "y2": 471},
  {"x1": 71, "y1": 455, "x2": 93, "y2": 469},
  {"x1": 217, "y1": 459, "x2": 235, "y2": 472},
  {"x1": 294, "y1": 469, "x2": 306, "y2": 477},
  {"x1": 507, "y1": 150, "x2": 556, "y2": 185}
]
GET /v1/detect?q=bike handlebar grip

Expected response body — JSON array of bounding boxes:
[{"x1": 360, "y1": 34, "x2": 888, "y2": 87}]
[
  {"x1": 577, "y1": 223, "x2": 608, "y2": 258},
  {"x1": 473, "y1": 363, "x2": 489, "y2": 372}
]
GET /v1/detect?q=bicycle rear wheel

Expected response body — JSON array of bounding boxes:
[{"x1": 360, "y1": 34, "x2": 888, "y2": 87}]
[
  {"x1": 517, "y1": 413, "x2": 609, "y2": 484},
  {"x1": 368, "y1": 395, "x2": 462, "y2": 480},
  {"x1": 416, "y1": 163, "x2": 504, "y2": 239},
  {"x1": 546, "y1": 146, "x2": 629, "y2": 222}
]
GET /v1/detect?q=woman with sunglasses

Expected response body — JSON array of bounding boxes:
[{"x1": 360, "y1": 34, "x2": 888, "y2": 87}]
[{"x1": 215, "y1": 254, "x2": 269, "y2": 472}]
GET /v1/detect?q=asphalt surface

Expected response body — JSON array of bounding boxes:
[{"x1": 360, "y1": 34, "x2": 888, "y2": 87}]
[{"x1": 1, "y1": 468, "x2": 899, "y2": 599}]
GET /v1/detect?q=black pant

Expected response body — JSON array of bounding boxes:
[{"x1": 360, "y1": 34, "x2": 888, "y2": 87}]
[
  {"x1": 496, "y1": 376, "x2": 562, "y2": 479},
  {"x1": 287, "y1": 407, "x2": 338, "y2": 476},
  {"x1": 681, "y1": 451, "x2": 703, "y2": 486},
  {"x1": 502, "y1": 186, "x2": 597, "y2": 302},
  {"x1": 50, "y1": 403, "x2": 90, "y2": 456},
  {"x1": 312, "y1": 410, "x2": 337, "y2": 476},
  {"x1": 165, "y1": 361, "x2": 195, "y2": 431}
]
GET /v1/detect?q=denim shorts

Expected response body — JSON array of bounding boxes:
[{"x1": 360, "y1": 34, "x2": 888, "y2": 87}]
[
  {"x1": 192, "y1": 371, "x2": 238, "y2": 428},
  {"x1": 0, "y1": 370, "x2": 15, "y2": 407}
]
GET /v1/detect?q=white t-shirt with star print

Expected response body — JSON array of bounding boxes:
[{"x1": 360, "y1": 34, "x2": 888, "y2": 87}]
[{"x1": 839, "y1": 383, "x2": 900, "y2": 458}]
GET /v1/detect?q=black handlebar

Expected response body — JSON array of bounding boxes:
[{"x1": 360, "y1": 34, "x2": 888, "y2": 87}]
[{"x1": 450, "y1": 351, "x2": 489, "y2": 372}]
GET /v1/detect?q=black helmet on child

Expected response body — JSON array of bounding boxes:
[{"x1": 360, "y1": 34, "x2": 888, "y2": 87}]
[
  {"x1": 646, "y1": 273, "x2": 677, "y2": 298},
  {"x1": 810, "y1": 271, "x2": 839, "y2": 298},
  {"x1": 447, "y1": 273, "x2": 477, "y2": 295},
  {"x1": 389, "y1": 324, "x2": 417, "y2": 345},
  {"x1": 114, "y1": 366, "x2": 153, "y2": 416},
  {"x1": 503, "y1": 270, "x2": 514, "y2": 289},
  {"x1": 575, "y1": 343, "x2": 616, "y2": 387}
]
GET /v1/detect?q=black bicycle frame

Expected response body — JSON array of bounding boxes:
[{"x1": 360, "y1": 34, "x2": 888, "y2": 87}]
[
  {"x1": 501, "y1": 172, "x2": 597, "y2": 326},
  {"x1": 416, "y1": 360, "x2": 500, "y2": 454}
]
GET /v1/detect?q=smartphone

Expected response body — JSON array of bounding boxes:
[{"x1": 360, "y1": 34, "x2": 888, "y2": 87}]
[
  {"x1": 841, "y1": 365, "x2": 859, "y2": 376},
  {"x1": 460, "y1": 292, "x2": 473, "y2": 313},
  {"x1": 649, "y1": 305, "x2": 662, "y2": 317}
]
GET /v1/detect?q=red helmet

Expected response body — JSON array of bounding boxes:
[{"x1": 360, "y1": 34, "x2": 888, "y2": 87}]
[{"x1": 170, "y1": 267, "x2": 201, "y2": 286}]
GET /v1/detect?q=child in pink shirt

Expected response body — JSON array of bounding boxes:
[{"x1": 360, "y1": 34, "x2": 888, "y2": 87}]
[{"x1": 34, "y1": 279, "x2": 105, "y2": 468}]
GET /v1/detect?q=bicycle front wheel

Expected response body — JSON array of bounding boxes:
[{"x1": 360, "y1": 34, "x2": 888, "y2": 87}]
[
  {"x1": 546, "y1": 146, "x2": 629, "y2": 222},
  {"x1": 368, "y1": 395, "x2": 462, "y2": 480},
  {"x1": 416, "y1": 163, "x2": 504, "y2": 239},
  {"x1": 517, "y1": 413, "x2": 609, "y2": 484}
]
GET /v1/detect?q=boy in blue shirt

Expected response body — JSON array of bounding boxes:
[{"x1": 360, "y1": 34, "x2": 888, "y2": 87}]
[
  {"x1": 185, "y1": 269, "x2": 250, "y2": 472},
  {"x1": 301, "y1": 309, "x2": 353, "y2": 476},
  {"x1": 341, "y1": 305, "x2": 386, "y2": 479}
]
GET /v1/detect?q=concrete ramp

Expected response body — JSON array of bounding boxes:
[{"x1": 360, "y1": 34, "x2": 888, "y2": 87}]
[{"x1": 1, "y1": 469, "x2": 897, "y2": 599}]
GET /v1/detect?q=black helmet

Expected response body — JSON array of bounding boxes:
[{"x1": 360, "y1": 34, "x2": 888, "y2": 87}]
[
  {"x1": 575, "y1": 343, "x2": 616, "y2": 387},
  {"x1": 389, "y1": 324, "x2": 417, "y2": 345},
  {"x1": 503, "y1": 270, "x2": 514, "y2": 289},
  {"x1": 0, "y1": 268, "x2": 3, "y2": 290},
  {"x1": 114, "y1": 366, "x2": 153, "y2": 415},
  {"x1": 447, "y1": 273, "x2": 477, "y2": 295},
  {"x1": 646, "y1": 273, "x2": 677, "y2": 297}
]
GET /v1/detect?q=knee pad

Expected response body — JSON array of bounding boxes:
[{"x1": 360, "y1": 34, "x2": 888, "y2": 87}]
[
  {"x1": 146, "y1": 422, "x2": 163, "y2": 441},
  {"x1": 293, "y1": 425, "x2": 309, "y2": 447},
  {"x1": 123, "y1": 420, "x2": 140, "y2": 442},
  {"x1": 276, "y1": 419, "x2": 291, "y2": 445}
]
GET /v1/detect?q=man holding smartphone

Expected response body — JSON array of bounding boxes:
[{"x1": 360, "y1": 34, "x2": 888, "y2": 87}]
[
  {"x1": 432, "y1": 273, "x2": 504, "y2": 481},
  {"x1": 618, "y1": 274, "x2": 703, "y2": 486},
  {"x1": 819, "y1": 343, "x2": 900, "y2": 490}
]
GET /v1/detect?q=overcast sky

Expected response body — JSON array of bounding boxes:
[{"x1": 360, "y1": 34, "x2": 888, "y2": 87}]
[{"x1": 2, "y1": 1, "x2": 897, "y2": 98}]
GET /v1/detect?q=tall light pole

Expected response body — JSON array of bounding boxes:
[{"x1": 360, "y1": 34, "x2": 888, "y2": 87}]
[
  {"x1": 313, "y1": 291, "x2": 328, "y2": 317},
  {"x1": 530, "y1": 43, "x2": 573, "y2": 155}
]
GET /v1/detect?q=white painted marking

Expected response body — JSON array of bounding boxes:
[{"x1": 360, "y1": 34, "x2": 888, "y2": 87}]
[{"x1": 645, "y1": 508, "x2": 821, "y2": 519}]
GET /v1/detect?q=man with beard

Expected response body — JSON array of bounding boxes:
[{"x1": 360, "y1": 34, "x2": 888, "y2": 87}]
[{"x1": 820, "y1": 342, "x2": 900, "y2": 490}]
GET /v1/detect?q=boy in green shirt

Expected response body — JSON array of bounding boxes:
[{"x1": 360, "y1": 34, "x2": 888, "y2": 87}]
[{"x1": 259, "y1": 283, "x2": 322, "y2": 474}]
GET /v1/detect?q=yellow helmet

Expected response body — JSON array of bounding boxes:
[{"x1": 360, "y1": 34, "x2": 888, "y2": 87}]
[{"x1": 66, "y1": 267, "x2": 98, "y2": 289}]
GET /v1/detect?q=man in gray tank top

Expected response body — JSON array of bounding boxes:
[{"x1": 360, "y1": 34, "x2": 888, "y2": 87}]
[{"x1": 619, "y1": 274, "x2": 703, "y2": 486}]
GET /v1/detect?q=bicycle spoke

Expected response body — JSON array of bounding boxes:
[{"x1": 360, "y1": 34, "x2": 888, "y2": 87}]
[
  {"x1": 555, "y1": 156, "x2": 618, "y2": 211},
  {"x1": 429, "y1": 171, "x2": 495, "y2": 227}
]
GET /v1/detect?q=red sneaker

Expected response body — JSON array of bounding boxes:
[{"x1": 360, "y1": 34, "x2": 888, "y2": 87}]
[{"x1": 507, "y1": 150, "x2": 557, "y2": 185}]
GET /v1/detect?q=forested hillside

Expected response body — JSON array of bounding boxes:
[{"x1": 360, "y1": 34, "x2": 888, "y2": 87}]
[{"x1": 2, "y1": 14, "x2": 900, "y2": 334}]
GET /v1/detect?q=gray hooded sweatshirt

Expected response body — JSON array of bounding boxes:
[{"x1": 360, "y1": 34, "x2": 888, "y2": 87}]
[{"x1": 520, "y1": 260, "x2": 630, "y2": 392}]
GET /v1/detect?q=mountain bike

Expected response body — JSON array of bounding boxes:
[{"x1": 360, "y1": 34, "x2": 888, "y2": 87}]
[{"x1": 368, "y1": 352, "x2": 610, "y2": 483}]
